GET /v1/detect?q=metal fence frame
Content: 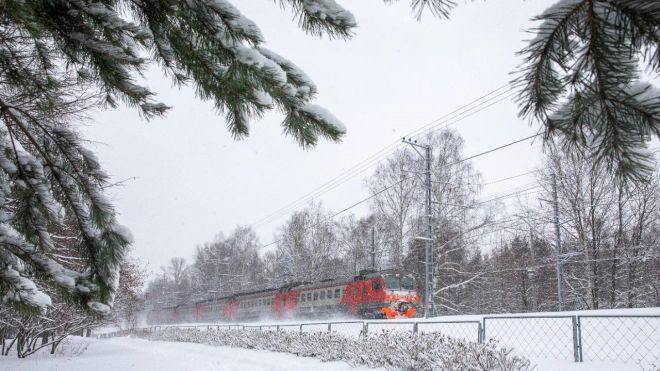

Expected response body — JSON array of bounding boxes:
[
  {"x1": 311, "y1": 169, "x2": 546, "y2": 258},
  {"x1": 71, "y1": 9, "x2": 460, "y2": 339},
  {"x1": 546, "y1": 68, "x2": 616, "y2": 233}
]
[{"x1": 98, "y1": 315, "x2": 660, "y2": 365}]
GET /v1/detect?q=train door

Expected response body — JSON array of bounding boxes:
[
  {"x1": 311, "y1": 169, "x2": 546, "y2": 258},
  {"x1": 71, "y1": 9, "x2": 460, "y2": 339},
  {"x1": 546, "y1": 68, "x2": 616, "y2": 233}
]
[{"x1": 273, "y1": 293, "x2": 285, "y2": 318}]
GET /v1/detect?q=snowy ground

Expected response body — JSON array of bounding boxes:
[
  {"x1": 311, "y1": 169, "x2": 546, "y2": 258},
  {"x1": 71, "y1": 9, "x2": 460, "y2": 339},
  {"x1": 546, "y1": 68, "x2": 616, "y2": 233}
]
[
  {"x1": 0, "y1": 336, "x2": 652, "y2": 371},
  {"x1": 0, "y1": 337, "x2": 386, "y2": 371},
  {"x1": 4, "y1": 308, "x2": 657, "y2": 371}
]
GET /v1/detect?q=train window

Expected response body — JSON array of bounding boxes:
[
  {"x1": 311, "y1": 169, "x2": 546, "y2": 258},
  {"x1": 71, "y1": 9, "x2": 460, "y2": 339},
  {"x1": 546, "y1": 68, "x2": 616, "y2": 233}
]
[
  {"x1": 402, "y1": 275, "x2": 415, "y2": 290},
  {"x1": 320, "y1": 291, "x2": 325, "y2": 300},
  {"x1": 384, "y1": 274, "x2": 399, "y2": 290},
  {"x1": 307, "y1": 293, "x2": 311, "y2": 301},
  {"x1": 351, "y1": 287, "x2": 357, "y2": 297},
  {"x1": 313, "y1": 292, "x2": 318, "y2": 301},
  {"x1": 334, "y1": 289, "x2": 340, "y2": 298},
  {"x1": 260, "y1": 299, "x2": 263, "y2": 306},
  {"x1": 301, "y1": 294, "x2": 306, "y2": 302},
  {"x1": 327, "y1": 290, "x2": 331, "y2": 298},
  {"x1": 372, "y1": 280, "x2": 381, "y2": 291}
]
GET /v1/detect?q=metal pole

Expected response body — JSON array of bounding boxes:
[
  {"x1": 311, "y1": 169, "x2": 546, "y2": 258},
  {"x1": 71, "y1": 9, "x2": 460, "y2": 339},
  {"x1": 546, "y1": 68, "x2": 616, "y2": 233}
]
[
  {"x1": 425, "y1": 145, "x2": 434, "y2": 318},
  {"x1": 402, "y1": 139, "x2": 433, "y2": 319},
  {"x1": 552, "y1": 173, "x2": 564, "y2": 311},
  {"x1": 371, "y1": 227, "x2": 376, "y2": 270},
  {"x1": 529, "y1": 227, "x2": 538, "y2": 311}
]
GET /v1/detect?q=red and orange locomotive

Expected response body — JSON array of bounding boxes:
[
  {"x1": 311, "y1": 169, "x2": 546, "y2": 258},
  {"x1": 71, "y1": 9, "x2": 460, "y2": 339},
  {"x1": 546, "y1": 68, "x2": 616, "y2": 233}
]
[{"x1": 148, "y1": 270, "x2": 419, "y2": 324}]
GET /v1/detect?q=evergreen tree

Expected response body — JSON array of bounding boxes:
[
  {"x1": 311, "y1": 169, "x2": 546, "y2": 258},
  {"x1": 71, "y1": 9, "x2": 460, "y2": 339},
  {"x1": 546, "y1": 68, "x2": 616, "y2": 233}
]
[
  {"x1": 0, "y1": 0, "x2": 439, "y2": 315},
  {"x1": 406, "y1": 1, "x2": 660, "y2": 184},
  {"x1": 515, "y1": 0, "x2": 660, "y2": 184},
  {"x1": 0, "y1": 0, "x2": 341, "y2": 314}
]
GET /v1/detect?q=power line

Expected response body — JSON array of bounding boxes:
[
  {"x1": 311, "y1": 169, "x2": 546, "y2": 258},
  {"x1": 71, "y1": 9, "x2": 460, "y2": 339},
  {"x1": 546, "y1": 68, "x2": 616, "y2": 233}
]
[
  {"x1": 252, "y1": 85, "x2": 516, "y2": 229},
  {"x1": 257, "y1": 133, "x2": 540, "y2": 250},
  {"x1": 461, "y1": 134, "x2": 540, "y2": 162},
  {"x1": 481, "y1": 169, "x2": 544, "y2": 186},
  {"x1": 257, "y1": 174, "x2": 415, "y2": 250}
]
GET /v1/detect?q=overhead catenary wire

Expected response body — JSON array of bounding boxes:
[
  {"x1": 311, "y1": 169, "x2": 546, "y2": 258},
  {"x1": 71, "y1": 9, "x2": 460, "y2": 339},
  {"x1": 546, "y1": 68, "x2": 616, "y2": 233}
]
[
  {"x1": 251, "y1": 86, "x2": 516, "y2": 230},
  {"x1": 257, "y1": 133, "x2": 541, "y2": 250},
  {"x1": 253, "y1": 90, "x2": 518, "y2": 229}
]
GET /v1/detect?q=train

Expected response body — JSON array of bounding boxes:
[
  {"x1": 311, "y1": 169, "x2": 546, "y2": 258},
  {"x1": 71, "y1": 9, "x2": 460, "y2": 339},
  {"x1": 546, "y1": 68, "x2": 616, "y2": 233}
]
[{"x1": 147, "y1": 270, "x2": 419, "y2": 324}]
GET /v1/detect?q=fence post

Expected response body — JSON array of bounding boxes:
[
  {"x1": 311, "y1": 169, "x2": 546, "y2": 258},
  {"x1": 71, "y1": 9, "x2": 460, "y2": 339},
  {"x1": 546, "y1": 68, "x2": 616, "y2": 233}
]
[
  {"x1": 482, "y1": 318, "x2": 486, "y2": 343},
  {"x1": 276, "y1": 325, "x2": 280, "y2": 332},
  {"x1": 364, "y1": 322, "x2": 368, "y2": 336},
  {"x1": 413, "y1": 322, "x2": 418, "y2": 334},
  {"x1": 478, "y1": 323, "x2": 483, "y2": 344},
  {"x1": 576, "y1": 316, "x2": 583, "y2": 362},
  {"x1": 572, "y1": 316, "x2": 580, "y2": 362},
  {"x1": 300, "y1": 324, "x2": 303, "y2": 333},
  {"x1": 328, "y1": 323, "x2": 331, "y2": 333}
]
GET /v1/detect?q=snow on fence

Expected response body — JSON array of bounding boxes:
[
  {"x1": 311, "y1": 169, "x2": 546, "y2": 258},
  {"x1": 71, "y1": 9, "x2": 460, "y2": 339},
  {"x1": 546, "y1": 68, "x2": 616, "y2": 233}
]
[{"x1": 98, "y1": 315, "x2": 660, "y2": 367}]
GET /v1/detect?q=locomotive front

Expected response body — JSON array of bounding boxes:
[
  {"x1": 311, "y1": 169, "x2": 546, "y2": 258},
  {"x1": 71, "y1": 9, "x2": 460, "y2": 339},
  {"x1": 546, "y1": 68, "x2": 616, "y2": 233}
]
[{"x1": 379, "y1": 273, "x2": 418, "y2": 319}]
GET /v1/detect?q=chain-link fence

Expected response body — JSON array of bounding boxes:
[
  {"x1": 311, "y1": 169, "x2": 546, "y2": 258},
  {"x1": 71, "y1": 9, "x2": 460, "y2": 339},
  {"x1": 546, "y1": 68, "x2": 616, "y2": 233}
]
[
  {"x1": 483, "y1": 316, "x2": 578, "y2": 361},
  {"x1": 365, "y1": 321, "x2": 415, "y2": 335},
  {"x1": 328, "y1": 321, "x2": 364, "y2": 338},
  {"x1": 578, "y1": 315, "x2": 660, "y2": 366},
  {"x1": 98, "y1": 315, "x2": 660, "y2": 366},
  {"x1": 418, "y1": 321, "x2": 481, "y2": 342}
]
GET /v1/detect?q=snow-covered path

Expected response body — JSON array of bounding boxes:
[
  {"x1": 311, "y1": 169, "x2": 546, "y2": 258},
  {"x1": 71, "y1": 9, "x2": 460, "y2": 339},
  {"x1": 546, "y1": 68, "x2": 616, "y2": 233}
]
[
  {"x1": 0, "y1": 337, "x2": 385, "y2": 371},
  {"x1": 0, "y1": 336, "x2": 649, "y2": 371}
]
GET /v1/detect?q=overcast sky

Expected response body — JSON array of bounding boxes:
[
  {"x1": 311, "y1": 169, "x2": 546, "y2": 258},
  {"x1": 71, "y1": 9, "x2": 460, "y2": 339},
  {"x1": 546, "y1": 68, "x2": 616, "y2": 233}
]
[{"x1": 81, "y1": 0, "x2": 559, "y2": 274}]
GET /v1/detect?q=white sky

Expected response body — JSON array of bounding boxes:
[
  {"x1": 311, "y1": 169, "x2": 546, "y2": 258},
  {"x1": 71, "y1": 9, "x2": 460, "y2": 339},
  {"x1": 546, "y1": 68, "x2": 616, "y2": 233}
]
[{"x1": 81, "y1": 0, "x2": 558, "y2": 273}]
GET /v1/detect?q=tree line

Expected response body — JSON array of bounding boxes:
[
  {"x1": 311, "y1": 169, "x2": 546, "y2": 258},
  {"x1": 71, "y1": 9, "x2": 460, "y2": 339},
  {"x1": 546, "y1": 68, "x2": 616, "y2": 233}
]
[{"x1": 148, "y1": 129, "x2": 660, "y2": 315}]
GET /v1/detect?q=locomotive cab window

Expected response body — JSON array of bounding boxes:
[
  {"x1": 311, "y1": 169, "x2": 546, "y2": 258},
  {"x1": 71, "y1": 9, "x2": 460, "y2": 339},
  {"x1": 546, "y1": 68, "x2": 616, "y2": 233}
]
[
  {"x1": 384, "y1": 274, "x2": 399, "y2": 290},
  {"x1": 372, "y1": 280, "x2": 381, "y2": 291},
  {"x1": 402, "y1": 275, "x2": 415, "y2": 290}
]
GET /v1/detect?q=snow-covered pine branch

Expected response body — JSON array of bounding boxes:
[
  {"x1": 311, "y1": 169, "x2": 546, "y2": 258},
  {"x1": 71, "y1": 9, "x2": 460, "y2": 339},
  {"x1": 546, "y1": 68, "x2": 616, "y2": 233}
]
[{"x1": 515, "y1": 0, "x2": 660, "y2": 185}]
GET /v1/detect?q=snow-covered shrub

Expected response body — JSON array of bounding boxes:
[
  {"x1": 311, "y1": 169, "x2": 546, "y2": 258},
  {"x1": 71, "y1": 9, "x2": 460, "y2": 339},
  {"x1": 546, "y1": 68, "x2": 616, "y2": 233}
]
[{"x1": 135, "y1": 328, "x2": 534, "y2": 371}]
